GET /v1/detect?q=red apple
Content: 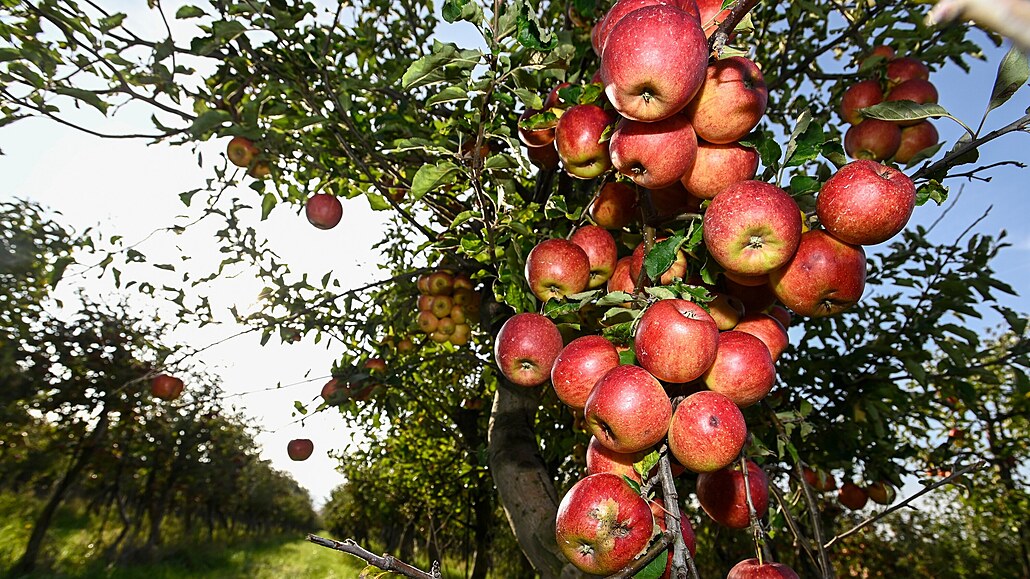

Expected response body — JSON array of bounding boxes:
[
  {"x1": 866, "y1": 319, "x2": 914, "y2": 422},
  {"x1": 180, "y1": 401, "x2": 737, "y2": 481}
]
[
  {"x1": 858, "y1": 44, "x2": 895, "y2": 69},
  {"x1": 525, "y1": 238, "x2": 591, "y2": 302},
  {"x1": 696, "y1": 459, "x2": 769, "y2": 529},
  {"x1": 728, "y1": 558, "x2": 801, "y2": 579},
  {"x1": 543, "y1": 81, "x2": 572, "y2": 112},
  {"x1": 733, "y1": 313, "x2": 789, "y2": 361},
  {"x1": 686, "y1": 57, "x2": 768, "y2": 144},
  {"x1": 584, "y1": 365, "x2": 672, "y2": 453},
  {"x1": 838, "y1": 481, "x2": 869, "y2": 510},
  {"x1": 668, "y1": 390, "x2": 747, "y2": 473},
  {"x1": 886, "y1": 57, "x2": 930, "y2": 85},
  {"x1": 702, "y1": 330, "x2": 776, "y2": 407},
  {"x1": 769, "y1": 230, "x2": 867, "y2": 318},
  {"x1": 555, "y1": 473, "x2": 655, "y2": 575},
  {"x1": 431, "y1": 295, "x2": 453, "y2": 318},
  {"x1": 840, "y1": 79, "x2": 884, "y2": 125},
  {"x1": 570, "y1": 225, "x2": 619, "y2": 289},
  {"x1": 247, "y1": 161, "x2": 271, "y2": 179},
  {"x1": 721, "y1": 277, "x2": 778, "y2": 315},
  {"x1": 703, "y1": 180, "x2": 802, "y2": 276},
  {"x1": 635, "y1": 299, "x2": 719, "y2": 383},
  {"x1": 226, "y1": 136, "x2": 259, "y2": 168},
  {"x1": 649, "y1": 497, "x2": 697, "y2": 578},
  {"x1": 595, "y1": 0, "x2": 701, "y2": 57},
  {"x1": 518, "y1": 109, "x2": 557, "y2": 147},
  {"x1": 601, "y1": 5, "x2": 708, "y2": 122},
  {"x1": 417, "y1": 311, "x2": 439, "y2": 333},
  {"x1": 681, "y1": 140, "x2": 759, "y2": 199},
  {"x1": 287, "y1": 438, "x2": 314, "y2": 461},
  {"x1": 707, "y1": 292, "x2": 746, "y2": 330},
  {"x1": 151, "y1": 374, "x2": 184, "y2": 401},
  {"x1": 585, "y1": 436, "x2": 646, "y2": 483},
  {"x1": 844, "y1": 119, "x2": 902, "y2": 161},
  {"x1": 866, "y1": 481, "x2": 896, "y2": 505},
  {"x1": 886, "y1": 78, "x2": 940, "y2": 127},
  {"x1": 696, "y1": 0, "x2": 730, "y2": 37},
  {"x1": 494, "y1": 313, "x2": 564, "y2": 387},
  {"x1": 590, "y1": 182, "x2": 637, "y2": 229},
  {"x1": 609, "y1": 114, "x2": 699, "y2": 188},
  {"x1": 551, "y1": 335, "x2": 621, "y2": 410},
  {"x1": 305, "y1": 193, "x2": 343, "y2": 230},
  {"x1": 555, "y1": 104, "x2": 618, "y2": 179},
  {"x1": 629, "y1": 238, "x2": 689, "y2": 286},
  {"x1": 767, "y1": 305, "x2": 791, "y2": 330},
  {"x1": 526, "y1": 141, "x2": 561, "y2": 171},
  {"x1": 817, "y1": 159, "x2": 917, "y2": 245},
  {"x1": 397, "y1": 339, "x2": 414, "y2": 353},
  {"x1": 364, "y1": 357, "x2": 387, "y2": 373},
  {"x1": 607, "y1": 256, "x2": 636, "y2": 295},
  {"x1": 320, "y1": 378, "x2": 342, "y2": 402},
  {"x1": 427, "y1": 271, "x2": 454, "y2": 296},
  {"x1": 895, "y1": 121, "x2": 939, "y2": 164},
  {"x1": 648, "y1": 182, "x2": 703, "y2": 222},
  {"x1": 803, "y1": 467, "x2": 837, "y2": 492}
]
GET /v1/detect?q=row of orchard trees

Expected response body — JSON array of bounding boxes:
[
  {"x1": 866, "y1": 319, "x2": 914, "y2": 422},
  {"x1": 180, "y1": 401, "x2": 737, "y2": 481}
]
[
  {"x1": 2, "y1": 0, "x2": 1029, "y2": 577},
  {"x1": 0, "y1": 200, "x2": 318, "y2": 576}
]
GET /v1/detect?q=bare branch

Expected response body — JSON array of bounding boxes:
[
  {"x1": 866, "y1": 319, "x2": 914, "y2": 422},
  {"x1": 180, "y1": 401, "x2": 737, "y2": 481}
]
[
  {"x1": 912, "y1": 112, "x2": 1030, "y2": 182},
  {"x1": 307, "y1": 534, "x2": 441, "y2": 579},
  {"x1": 824, "y1": 460, "x2": 988, "y2": 549}
]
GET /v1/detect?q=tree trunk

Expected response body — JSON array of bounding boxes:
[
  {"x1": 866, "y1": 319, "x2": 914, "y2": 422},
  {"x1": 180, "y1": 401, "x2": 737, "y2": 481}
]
[
  {"x1": 487, "y1": 381, "x2": 583, "y2": 579},
  {"x1": 10, "y1": 414, "x2": 108, "y2": 576}
]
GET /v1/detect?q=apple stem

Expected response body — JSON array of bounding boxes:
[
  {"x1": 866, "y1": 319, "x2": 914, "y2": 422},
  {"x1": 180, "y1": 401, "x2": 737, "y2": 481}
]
[{"x1": 306, "y1": 534, "x2": 440, "y2": 579}]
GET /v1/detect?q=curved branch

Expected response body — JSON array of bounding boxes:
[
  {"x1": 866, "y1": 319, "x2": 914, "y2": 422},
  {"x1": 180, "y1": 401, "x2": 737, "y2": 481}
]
[{"x1": 708, "y1": 0, "x2": 762, "y2": 57}]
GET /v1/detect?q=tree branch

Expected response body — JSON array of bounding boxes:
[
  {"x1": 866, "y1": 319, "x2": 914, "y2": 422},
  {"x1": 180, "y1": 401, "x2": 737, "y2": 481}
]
[
  {"x1": 708, "y1": 0, "x2": 762, "y2": 57},
  {"x1": 824, "y1": 460, "x2": 988, "y2": 549},
  {"x1": 912, "y1": 113, "x2": 1030, "y2": 181},
  {"x1": 307, "y1": 534, "x2": 441, "y2": 579}
]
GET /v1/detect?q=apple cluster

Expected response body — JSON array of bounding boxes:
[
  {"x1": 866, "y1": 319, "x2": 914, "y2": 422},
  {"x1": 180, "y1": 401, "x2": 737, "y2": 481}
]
[
  {"x1": 518, "y1": 0, "x2": 766, "y2": 200},
  {"x1": 803, "y1": 467, "x2": 896, "y2": 511},
  {"x1": 415, "y1": 270, "x2": 480, "y2": 346},
  {"x1": 841, "y1": 45, "x2": 940, "y2": 163},
  {"x1": 226, "y1": 136, "x2": 271, "y2": 179}
]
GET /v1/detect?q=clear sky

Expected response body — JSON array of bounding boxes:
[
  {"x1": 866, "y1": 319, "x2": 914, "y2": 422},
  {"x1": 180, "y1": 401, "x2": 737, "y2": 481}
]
[{"x1": 2, "y1": 5, "x2": 1028, "y2": 509}]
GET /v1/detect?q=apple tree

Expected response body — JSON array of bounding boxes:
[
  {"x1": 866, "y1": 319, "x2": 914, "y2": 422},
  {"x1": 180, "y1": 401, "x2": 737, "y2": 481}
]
[{"x1": 2, "y1": 0, "x2": 1030, "y2": 577}]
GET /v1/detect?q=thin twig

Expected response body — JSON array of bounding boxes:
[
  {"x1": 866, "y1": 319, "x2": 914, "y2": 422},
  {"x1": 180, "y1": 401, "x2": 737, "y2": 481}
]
[
  {"x1": 824, "y1": 460, "x2": 988, "y2": 549},
  {"x1": 912, "y1": 112, "x2": 1030, "y2": 182}
]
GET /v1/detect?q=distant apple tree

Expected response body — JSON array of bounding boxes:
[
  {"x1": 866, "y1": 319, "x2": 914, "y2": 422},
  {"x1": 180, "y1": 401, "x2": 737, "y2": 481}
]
[{"x1": 2, "y1": 0, "x2": 1029, "y2": 577}]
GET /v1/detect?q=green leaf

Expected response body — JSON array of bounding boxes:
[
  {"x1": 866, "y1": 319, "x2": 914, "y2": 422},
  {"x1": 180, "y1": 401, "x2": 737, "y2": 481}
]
[
  {"x1": 514, "y1": 88, "x2": 544, "y2": 110},
  {"x1": 260, "y1": 193, "x2": 276, "y2": 220},
  {"x1": 47, "y1": 257, "x2": 73, "y2": 288},
  {"x1": 54, "y1": 87, "x2": 109, "y2": 114},
  {"x1": 915, "y1": 180, "x2": 948, "y2": 206},
  {"x1": 986, "y1": 45, "x2": 1029, "y2": 116},
  {"x1": 644, "y1": 235, "x2": 685, "y2": 282},
  {"x1": 366, "y1": 191, "x2": 391, "y2": 211},
  {"x1": 618, "y1": 348, "x2": 636, "y2": 365},
  {"x1": 188, "y1": 109, "x2": 231, "y2": 137},
  {"x1": 861, "y1": 101, "x2": 973, "y2": 137},
  {"x1": 789, "y1": 175, "x2": 820, "y2": 196},
  {"x1": 175, "y1": 5, "x2": 206, "y2": 18},
  {"x1": 442, "y1": 0, "x2": 484, "y2": 24},
  {"x1": 0, "y1": 48, "x2": 21, "y2": 63},
  {"x1": 633, "y1": 551, "x2": 668, "y2": 579},
  {"x1": 633, "y1": 451, "x2": 660, "y2": 479},
  {"x1": 543, "y1": 298, "x2": 582, "y2": 318},
  {"x1": 903, "y1": 141, "x2": 944, "y2": 168},
  {"x1": 598, "y1": 291, "x2": 633, "y2": 306},
  {"x1": 516, "y1": 3, "x2": 558, "y2": 51},
  {"x1": 402, "y1": 41, "x2": 481, "y2": 90},
  {"x1": 519, "y1": 110, "x2": 558, "y2": 130},
  {"x1": 426, "y1": 85, "x2": 468, "y2": 106},
  {"x1": 99, "y1": 13, "x2": 126, "y2": 31},
  {"x1": 410, "y1": 161, "x2": 460, "y2": 200}
]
